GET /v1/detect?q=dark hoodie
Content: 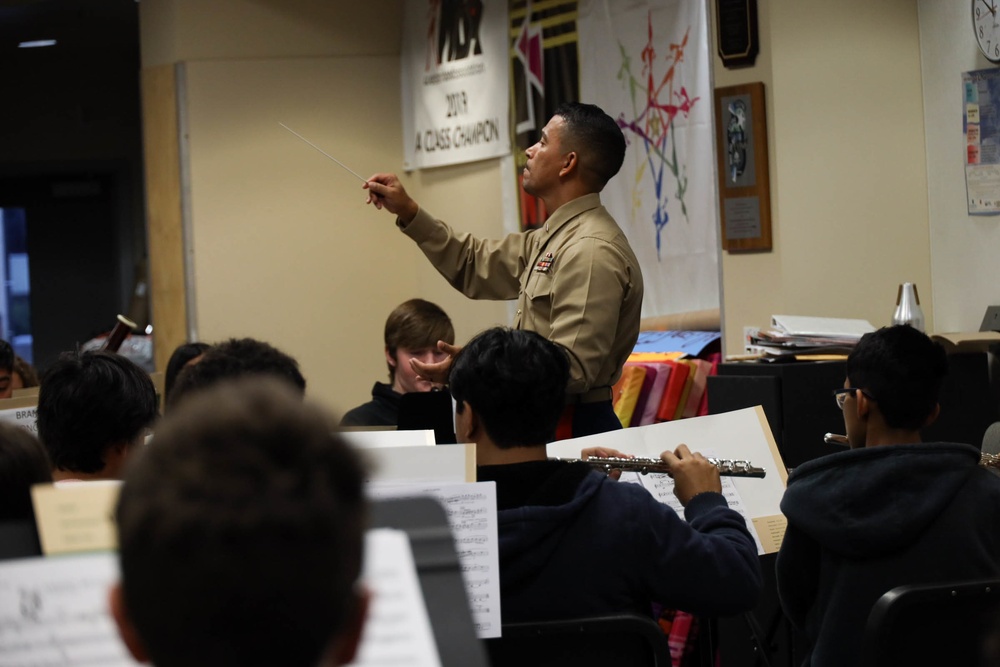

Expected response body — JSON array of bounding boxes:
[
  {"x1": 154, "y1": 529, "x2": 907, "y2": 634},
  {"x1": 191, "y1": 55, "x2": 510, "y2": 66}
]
[
  {"x1": 478, "y1": 460, "x2": 762, "y2": 623},
  {"x1": 776, "y1": 442, "x2": 1000, "y2": 667}
]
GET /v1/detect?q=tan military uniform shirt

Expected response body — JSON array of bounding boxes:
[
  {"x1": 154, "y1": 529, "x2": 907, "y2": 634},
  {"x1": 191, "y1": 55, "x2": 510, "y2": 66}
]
[{"x1": 400, "y1": 193, "x2": 644, "y2": 395}]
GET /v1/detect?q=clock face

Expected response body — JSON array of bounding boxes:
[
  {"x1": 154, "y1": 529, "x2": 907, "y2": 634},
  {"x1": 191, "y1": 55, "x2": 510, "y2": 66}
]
[{"x1": 974, "y1": 0, "x2": 1000, "y2": 62}]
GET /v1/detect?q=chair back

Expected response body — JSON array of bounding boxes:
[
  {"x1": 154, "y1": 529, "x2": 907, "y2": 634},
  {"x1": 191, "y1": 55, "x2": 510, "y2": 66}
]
[
  {"x1": 485, "y1": 614, "x2": 672, "y2": 667},
  {"x1": 862, "y1": 578, "x2": 1000, "y2": 667}
]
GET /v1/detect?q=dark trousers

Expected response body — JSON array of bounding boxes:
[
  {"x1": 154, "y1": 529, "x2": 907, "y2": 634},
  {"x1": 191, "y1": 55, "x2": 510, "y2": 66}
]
[{"x1": 556, "y1": 400, "x2": 622, "y2": 440}]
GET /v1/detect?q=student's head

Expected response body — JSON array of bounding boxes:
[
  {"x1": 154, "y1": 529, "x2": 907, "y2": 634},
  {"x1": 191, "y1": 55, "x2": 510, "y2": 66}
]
[
  {"x1": 450, "y1": 327, "x2": 568, "y2": 447},
  {"x1": 11, "y1": 355, "x2": 39, "y2": 391},
  {"x1": 384, "y1": 299, "x2": 454, "y2": 394},
  {"x1": 553, "y1": 102, "x2": 626, "y2": 191},
  {"x1": 0, "y1": 339, "x2": 15, "y2": 399},
  {"x1": 0, "y1": 423, "x2": 52, "y2": 522},
  {"x1": 842, "y1": 325, "x2": 948, "y2": 444},
  {"x1": 168, "y1": 337, "x2": 306, "y2": 407},
  {"x1": 164, "y1": 341, "x2": 211, "y2": 401},
  {"x1": 37, "y1": 350, "x2": 157, "y2": 479},
  {"x1": 112, "y1": 379, "x2": 369, "y2": 667}
]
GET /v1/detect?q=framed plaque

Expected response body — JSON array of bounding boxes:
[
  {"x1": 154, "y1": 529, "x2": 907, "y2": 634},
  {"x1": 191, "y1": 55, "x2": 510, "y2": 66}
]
[
  {"x1": 715, "y1": 0, "x2": 759, "y2": 69},
  {"x1": 714, "y1": 82, "x2": 771, "y2": 252}
]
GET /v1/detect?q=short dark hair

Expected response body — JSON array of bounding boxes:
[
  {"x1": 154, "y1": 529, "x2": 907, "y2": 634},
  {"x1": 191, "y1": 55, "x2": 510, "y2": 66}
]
[
  {"x1": 450, "y1": 327, "x2": 568, "y2": 447},
  {"x1": 117, "y1": 379, "x2": 367, "y2": 667},
  {"x1": 164, "y1": 342, "x2": 211, "y2": 401},
  {"x1": 0, "y1": 339, "x2": 14, "y2": 373},
  {"x1": 37, "y1": 351, "x2": 157, "y2": 474},
  {"x1": 0, "y1": 423, "x2": 52, "y2": 522},
  {"x1": 847, "y1": 325, "x2": 949, "y2": 430},
  {"x1": 384, "y1": 299, "x2": 455, "y2": 382},
  {"x1": 554, "y1": 102, "x2": 626, "y2": 191},
  {"x1": 168, "y1": 338, "x2": 306, "y2": 407}
]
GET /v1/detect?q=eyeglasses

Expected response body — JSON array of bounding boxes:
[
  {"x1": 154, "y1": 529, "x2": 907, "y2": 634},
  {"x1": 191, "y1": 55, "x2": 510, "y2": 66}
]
[{"x1": 833, "y1": 387, "x2": 874, "y2": 410}]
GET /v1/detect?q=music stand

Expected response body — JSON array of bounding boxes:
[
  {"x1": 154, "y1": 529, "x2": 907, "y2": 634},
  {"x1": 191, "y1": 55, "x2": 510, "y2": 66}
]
[
  {"x1": 370, "y1": 497, "x2": 488, "y2": 667},
  {"x1": 397, "y1": 389, "x2": 457, "y2": 444}
]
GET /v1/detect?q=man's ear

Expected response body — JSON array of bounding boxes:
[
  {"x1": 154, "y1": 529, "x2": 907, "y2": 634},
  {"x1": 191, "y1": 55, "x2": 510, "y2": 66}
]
[
  {"x1": 559, "y1": 151, "x2": 578, "y2": 177},
  {"x1": 332, "y1": 585, "x2": 371, "y2": 666},
  {"x1": 855, "y1": 389, "x2": 872, "y2": 420},
  {"x1": 384, "y1": 347, "x2": 397, "y2": 369},
  {"x1": 109, "y1": 581, "x2": 150, "y2": 663}
]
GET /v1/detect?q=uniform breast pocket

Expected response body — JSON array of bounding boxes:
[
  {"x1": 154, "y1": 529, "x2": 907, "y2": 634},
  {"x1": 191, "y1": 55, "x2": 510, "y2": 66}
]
[{"x1": 523, "y1": 272, "x2": 554, "y2": 335}]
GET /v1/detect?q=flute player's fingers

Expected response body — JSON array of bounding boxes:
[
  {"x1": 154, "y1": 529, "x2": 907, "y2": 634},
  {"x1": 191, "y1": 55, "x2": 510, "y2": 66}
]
[{"x1": 661, "y1": 443, "x2": 722, "y2": 506}]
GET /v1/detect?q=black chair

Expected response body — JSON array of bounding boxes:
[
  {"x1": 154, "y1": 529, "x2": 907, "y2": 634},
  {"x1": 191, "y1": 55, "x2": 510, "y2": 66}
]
[
  {"x1": 862, "y1": 578, "x2": 1000, "y2": 667},
  {"x1": 485, "y1": 614, "x2": 674, "y2": 667},
  {"x1": 0, "y1": 519, "x2": 42, "y2": 560}
]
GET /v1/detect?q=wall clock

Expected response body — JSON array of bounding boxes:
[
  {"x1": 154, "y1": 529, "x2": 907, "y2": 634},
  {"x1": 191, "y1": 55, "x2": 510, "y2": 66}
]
[{"x1": 974, "y1": 0, "x2": 1000, "y2": 63}]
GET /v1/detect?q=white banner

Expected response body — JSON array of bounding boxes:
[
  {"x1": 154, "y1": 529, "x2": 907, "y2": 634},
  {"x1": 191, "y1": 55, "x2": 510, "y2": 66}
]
[
  {"x1": 578, "y1": 0, "x2": 720, "y2": 317},
  {"x1": 402, "y1": 0, "x2": 511, "y2": 170}
]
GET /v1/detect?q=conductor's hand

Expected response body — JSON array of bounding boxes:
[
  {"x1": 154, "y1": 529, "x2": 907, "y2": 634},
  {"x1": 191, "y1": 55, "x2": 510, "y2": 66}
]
[
  {"x1": 410, "y1": 341, "x2": 461, "y2": 386},
  {"x1": 363, "y1": 173, "x2": 420, "y2": 223},
  {"x1": 661, "y1": 444, "x2": 722, "y2": 507}
]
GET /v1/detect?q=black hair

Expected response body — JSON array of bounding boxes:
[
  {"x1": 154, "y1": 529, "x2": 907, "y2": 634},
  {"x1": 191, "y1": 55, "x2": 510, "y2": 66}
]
[
  {"x1": 553, "y1": 101, "x2": 627, "y2": 191},
  {"x1": 847, "y1": 325, "x2": 949, "y2": 430},
  {"x1": 116, "y1": 379, "x2": 367, "y2": 667},
  {"x1": 164, "y1": 342, "x2": 211, "y2": 401},
  {"x1": 37, "y1": 351, "x2": 157, "y2": 474},
  {"x1": 168, "y1": 338, "x2": 306, "y2": 408},
  {"x1": 0, "y1": 423, "x2": 52, "y2": 522},
  {"x1": 0, "y1": 339, "x2": 14, "y2": 373},
  {"x1": 450, "y1": 327, "x2": 568, "y2": 447}
]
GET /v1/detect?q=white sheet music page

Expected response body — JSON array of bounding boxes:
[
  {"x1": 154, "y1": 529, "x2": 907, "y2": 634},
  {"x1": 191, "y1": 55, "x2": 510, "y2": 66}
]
[
  {"x1": 350, "y1": 529, "x2": 442, "y2": 667},
  {"x1": 0, "y1": 552, "x2": 140, "y2": 666},
  {"x1": 367, "y1": 481, "x2": 502, "y2": 638}
]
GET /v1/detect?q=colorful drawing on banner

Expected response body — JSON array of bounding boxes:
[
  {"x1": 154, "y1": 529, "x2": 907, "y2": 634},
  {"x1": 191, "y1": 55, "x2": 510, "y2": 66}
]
[{"x1": 615, "y1": 17, "x2": 700, "y2": 259}]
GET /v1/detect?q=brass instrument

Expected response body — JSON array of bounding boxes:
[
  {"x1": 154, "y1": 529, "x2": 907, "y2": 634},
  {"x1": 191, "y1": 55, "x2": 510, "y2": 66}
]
[{"x1": 570, "y1": 456, "x2": 766, "y2": 479}]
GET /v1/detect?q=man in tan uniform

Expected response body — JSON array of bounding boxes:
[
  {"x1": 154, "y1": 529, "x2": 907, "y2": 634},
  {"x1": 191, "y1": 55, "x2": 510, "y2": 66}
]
[{"x1": 365, "y1": 102, "x2": 643, "y2": 437}]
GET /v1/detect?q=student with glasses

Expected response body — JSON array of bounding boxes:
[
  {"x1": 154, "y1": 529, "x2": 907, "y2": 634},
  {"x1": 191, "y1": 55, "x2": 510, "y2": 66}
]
[{"x1": 775, "y1": 324, "x2": 1000, "y2": 667}]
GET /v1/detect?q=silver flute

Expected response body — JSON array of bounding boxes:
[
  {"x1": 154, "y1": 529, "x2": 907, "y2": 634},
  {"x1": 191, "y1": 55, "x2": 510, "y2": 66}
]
[
  {"x1": 826, "y1": 433, "x2": 1000, "y2": 471},
  {"x1": 565, "y1": 456, "x2": 766, "y2": 478}
]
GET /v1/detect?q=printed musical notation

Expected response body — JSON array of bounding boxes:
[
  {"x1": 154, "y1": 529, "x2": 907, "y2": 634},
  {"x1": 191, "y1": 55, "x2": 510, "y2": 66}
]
[
  {"x1": 352, "y1": 529, "x2": 443, "y2": 667},
  {"x1": 368, "y1": 481, "x2": 502, "y2": 639},
  {"x1": 0, "y1": 552, "x2": 141, "y2": 667},
  {"x1": 620, "y1": 455, "x2": 766, "y2": 555}
]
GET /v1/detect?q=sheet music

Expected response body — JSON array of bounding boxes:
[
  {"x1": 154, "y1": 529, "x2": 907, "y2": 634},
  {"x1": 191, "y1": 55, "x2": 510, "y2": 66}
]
[
  {"x1": 364, "y1": 444, "x2": 475, "y2": 484},
  {"x1": 0, "y1": 552, "x2": 140, "y2": 667},
  {"x1": 350, "y1": 529, "x2": 442, "y2": 667},
  {"x1": 619, "y1": 462, "x2": 765, "y2": 555},
  {"x1": 368, "y1": 482, "x2": 501, "y2": 638},
  {"x1": 340, "y1": 429, "x2": 436, "y2": 449},
  {"x1": 31, "y1": 482, "x2": 121, "y2": 555}
]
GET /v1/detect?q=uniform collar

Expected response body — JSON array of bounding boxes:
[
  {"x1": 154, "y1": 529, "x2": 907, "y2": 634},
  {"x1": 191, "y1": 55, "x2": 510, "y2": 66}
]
[{"x1": 538, "y1": 193, "x2": 602, "y2": 238}]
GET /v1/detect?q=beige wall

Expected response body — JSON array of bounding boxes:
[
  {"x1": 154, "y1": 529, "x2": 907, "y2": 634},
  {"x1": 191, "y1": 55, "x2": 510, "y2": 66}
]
[
  {"x1": 712, "y1": 0, "x2": 932, "y2": 352},
  {"x1": 140, "y1": 0, "x2": 508, "y2": 415}
]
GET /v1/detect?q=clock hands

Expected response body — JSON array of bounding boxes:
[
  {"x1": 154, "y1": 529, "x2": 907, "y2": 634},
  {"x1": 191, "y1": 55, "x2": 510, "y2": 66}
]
[{"x1": 981, "y1": 0, "x2": 997, "y2": 16}]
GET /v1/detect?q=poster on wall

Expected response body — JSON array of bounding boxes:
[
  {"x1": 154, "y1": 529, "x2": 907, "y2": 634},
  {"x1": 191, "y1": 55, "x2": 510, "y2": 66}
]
[
  {"x1": 401, "y1": 0, "x2": 511, "y2": 170},
  {"x1": 963, "y1": 68, "x2": 1000, "y2": 215},
  {"x1": 577, "y1": 0, "x2": 720, "y2": 316}
]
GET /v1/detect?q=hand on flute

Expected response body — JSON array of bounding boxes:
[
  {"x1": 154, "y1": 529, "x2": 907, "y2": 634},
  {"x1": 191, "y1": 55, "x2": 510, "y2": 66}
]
[
  {"x1": 580, "y1": 447, "x2": 633, "y2": 481},
  {"x1": 363, "y1": 173, "x2": 419, "y2": 224},
  {"x1": 410, "y1": 340, "x2": 461, "y2": 387},
  {"x1": 660, "y1": 443, "x2": 723, "y2": 506}
]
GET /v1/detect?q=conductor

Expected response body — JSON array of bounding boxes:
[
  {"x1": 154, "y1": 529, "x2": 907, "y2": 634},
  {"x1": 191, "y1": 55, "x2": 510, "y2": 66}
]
[{"x1": 364, "y1": 102, "x2": 643, "y2": 437}]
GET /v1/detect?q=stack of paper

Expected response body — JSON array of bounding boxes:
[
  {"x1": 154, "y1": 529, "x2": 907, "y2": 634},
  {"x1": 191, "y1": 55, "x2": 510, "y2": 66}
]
[{"x1": 745, "y1": 315, "x2": 876, "y2": 356}]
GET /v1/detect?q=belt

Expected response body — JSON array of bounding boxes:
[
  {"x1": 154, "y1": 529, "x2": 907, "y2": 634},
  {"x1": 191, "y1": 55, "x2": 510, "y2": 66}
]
[{"x1": 566, "y1": 386, "x2": 612, "y2": 405}]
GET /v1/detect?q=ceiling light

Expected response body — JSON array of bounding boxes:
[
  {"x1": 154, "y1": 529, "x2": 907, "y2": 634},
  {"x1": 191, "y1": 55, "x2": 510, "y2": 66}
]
[{"x1": 18, "y1": 40, "x2": 57, "y2": 49}]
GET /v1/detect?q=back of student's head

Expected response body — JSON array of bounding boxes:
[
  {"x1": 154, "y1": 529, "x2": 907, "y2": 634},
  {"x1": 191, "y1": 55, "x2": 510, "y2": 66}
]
[
  {"x1": 847, "y1": 325, "x2": 949, "y2": 430},
  {"x1": 0, "y1": 423, "x2": 52, "y2": 522},
  {"x1": 168, "y1": 337, "x2": 305, "y2": 407},
  {"x1": 384, "y1": 299, "x2": 455, "y2": 381},
  {"x1": 37, "y1": 350, "x2": 157, "y2": 474},
  {"x1": 115, "y1": 379, "x2": 367, "y2": 667},
  {"x1": 554, "y1": 101, "x2": 627, "y2": 191},
  {"x1": 164, "y1": 341, "x2": 211, "y2": 401},
  {"x1": 450, "y1": 327, "x2": 568, "y2": 447}
]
